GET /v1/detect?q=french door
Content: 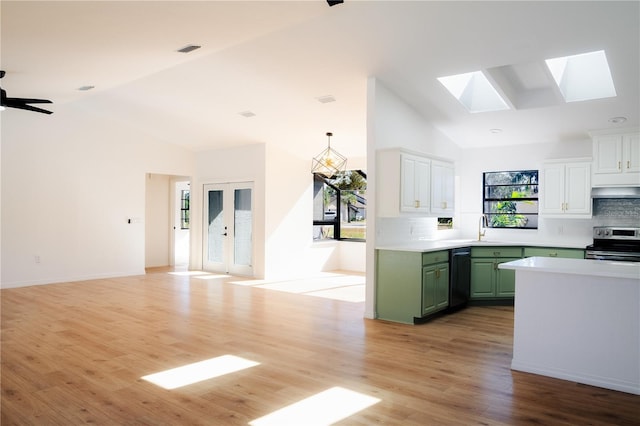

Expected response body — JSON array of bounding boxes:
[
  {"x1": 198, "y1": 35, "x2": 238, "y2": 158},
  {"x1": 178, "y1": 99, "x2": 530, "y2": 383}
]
[{"x1": 202, "y1": 182, "x2": 253, "y2": 276}]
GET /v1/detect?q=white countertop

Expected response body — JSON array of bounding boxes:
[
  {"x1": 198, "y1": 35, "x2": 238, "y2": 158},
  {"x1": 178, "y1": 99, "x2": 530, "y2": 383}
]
[
  {"x1": 376, "y1": 239, "x2": 587, "y2": 252},
  {"x1": 499, "y1": 256, "x2": 640, "y2": 280}
]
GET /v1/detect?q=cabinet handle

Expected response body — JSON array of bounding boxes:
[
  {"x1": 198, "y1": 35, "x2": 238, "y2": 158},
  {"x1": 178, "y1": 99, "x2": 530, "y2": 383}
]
[
  {"x1": 493, "y1": 262, "x2": 498, "y2": 270},
  {"x1": 415, "y1": 200, "x2": 420, "y2": 208},
  {"x1": 550, "y1": 252, "x2": 558, "y2": 257},
  {"x1": 442, "y1": 201, "x2": 447, "y2": 209},
  {"x1": 493, "y1": 251, "x2": 501, "y2": 256},
  {"x1": 618, "y1": 161, "x2": 622, "y2": 170},
  {"x1": 628, "y1": 160, "x2": 631, "y2": 169}
]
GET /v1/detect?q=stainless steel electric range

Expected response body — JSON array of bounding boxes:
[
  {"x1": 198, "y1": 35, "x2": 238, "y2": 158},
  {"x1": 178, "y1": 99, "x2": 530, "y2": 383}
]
[{"x1": 585, "y1": 226, "x2": 640, "y2": 262}]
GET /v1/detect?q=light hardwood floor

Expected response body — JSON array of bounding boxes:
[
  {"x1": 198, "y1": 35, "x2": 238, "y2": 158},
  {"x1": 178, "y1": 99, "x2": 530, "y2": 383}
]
[{"x1": 2, "y1": 269, "x2": 638, "y2": 425}]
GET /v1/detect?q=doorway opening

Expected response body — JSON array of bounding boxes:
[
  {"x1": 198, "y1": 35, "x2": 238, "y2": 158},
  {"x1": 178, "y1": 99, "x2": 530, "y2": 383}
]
[{"x1": 145, "y1": 174, "x2": 191, "y2": 269}]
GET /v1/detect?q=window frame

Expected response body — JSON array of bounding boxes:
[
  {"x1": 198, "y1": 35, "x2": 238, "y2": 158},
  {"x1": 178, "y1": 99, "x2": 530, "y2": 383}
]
[
  {"x1": 180, "y1": 189, "x2": 190, "y2": 230},
  {"x1": 482, "y1": 170, "x2": 539, "y2": 229},
  {"x1": 313, "y1": 170, "x2": 366, "y2": 242}
]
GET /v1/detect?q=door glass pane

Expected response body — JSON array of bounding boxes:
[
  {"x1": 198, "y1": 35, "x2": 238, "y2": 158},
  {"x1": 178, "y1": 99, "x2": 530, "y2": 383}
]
[
  {"x1": 207, "y1": 190, "x2": 224, "y2": 263},
  {"x1": 234, "y1": 188, "x2": 252, "y2": 266}
]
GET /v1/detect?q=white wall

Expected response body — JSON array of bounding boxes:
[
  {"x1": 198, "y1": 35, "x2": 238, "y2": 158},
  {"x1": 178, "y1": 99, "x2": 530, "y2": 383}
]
[
  {"x1": 191, "y1": 143, "x2": 267, "y2": 277},
  {"x1": 1, "y1": 104, "x2": 194, "y2": 288},
  {"x1": 145, "y1": 173, "x2": 171, "y2": 268},
  {"x1": 191, "y1": 143, "x2": 365, "y2": 281}
]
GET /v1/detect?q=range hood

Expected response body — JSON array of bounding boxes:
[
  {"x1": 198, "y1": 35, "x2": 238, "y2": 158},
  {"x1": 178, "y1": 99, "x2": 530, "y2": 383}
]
[{"x1": 591, "y1": 186, "x2": 640, "y2": 199}]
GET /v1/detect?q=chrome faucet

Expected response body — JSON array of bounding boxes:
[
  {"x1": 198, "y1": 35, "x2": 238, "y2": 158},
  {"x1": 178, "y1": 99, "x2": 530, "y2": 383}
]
[{"x1": 478, "y1": 215, "x2": 487, "y2": 241}]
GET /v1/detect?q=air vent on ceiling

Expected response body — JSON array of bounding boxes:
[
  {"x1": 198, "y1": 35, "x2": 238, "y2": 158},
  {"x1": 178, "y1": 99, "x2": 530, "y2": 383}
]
[
  {"x1": 316, "y1": 95, "x2": 336, "y2": 104},
  {"x1": 177, "y1": 45, "x2": 201, "y2": 53}
]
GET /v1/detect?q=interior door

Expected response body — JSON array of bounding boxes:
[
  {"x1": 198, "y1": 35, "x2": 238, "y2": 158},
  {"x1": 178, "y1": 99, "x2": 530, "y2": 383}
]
[{"x1": 203, "y1": 182, "x2": 254, "y2": 276}]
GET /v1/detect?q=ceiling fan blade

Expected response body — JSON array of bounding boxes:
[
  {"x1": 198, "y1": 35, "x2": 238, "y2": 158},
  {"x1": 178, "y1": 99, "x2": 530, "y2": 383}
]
[
  {"x1": 5, "y1": 101, "x2": 53, "y2": 114},
  {"x1": 6, "y1": 96, "x2": 52, "y2": 104}
]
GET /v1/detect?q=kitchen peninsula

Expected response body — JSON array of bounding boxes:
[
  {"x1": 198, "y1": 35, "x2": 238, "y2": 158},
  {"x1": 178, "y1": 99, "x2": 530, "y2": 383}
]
[{"x1": 500, "y1": 257, "x2": 640, "y2": 395}]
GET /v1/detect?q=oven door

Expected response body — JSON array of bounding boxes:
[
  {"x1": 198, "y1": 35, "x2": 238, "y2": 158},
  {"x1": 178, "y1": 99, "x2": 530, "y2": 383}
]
[{"x1": 585, "y1": 249, "x2": 640, "y2": 262}]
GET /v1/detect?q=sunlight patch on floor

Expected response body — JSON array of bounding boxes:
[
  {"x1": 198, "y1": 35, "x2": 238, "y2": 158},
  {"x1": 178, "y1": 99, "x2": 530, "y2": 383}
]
[
  {"x1": 141, "y1": 355, "x2": 259, "y2": 390},
  {"x1": 228, "y1": 272, "x2": 365, "y2": 302},
  {"x1": 249, "y1": 386, "x2": 380, "y2": 426},
  {"x1": 168, "y1": 271, "x2": 213, "y2": 277}
]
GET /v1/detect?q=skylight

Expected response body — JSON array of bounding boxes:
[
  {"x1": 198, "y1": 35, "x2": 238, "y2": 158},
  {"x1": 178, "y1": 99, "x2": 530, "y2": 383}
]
[
  {"x1": 545, "y1": 50, "x2": 616, "y2": 102},
  {"x1": 438, "y1": 71, "x2": 510, "y2": 113}
]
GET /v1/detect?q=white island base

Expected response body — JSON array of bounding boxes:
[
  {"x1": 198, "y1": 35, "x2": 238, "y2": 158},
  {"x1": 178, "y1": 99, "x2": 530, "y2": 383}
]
[{"x1": 500, "y1": 257, "x2": 640, "y2": 395}]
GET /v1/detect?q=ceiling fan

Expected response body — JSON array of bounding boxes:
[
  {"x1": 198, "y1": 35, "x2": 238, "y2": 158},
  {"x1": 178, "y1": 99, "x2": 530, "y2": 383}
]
[{"x1": 0, "y1": 70, "x2": 53, "y2": 114}]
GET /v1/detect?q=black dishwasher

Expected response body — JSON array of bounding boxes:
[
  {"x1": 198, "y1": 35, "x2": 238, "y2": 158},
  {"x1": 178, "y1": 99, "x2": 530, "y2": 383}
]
[{"x1": 449, "y1": 247, "x2": 471, "y2": 311}]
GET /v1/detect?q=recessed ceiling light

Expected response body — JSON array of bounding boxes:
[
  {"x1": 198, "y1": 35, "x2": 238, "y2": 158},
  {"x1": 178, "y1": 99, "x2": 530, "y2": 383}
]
[
  {"x1": 239, "y1": 111, "x2": 256, "y2": 118},
  {"x1": 177, "y1": 45, "x2": 201, "y2": 53},
  {"x1": 437, "y1": 71, "x2": 510, "y2": 113},
  {"x1": 78, "y1": 85, "x2": 95, "y2": 91},
  {"x1": 489, "y1": 128, "x2": 503, "y2": 134},
  {"x1": 316, "y1": 95, "x2": 336, "y2": 104},
  {"x1": 545, "y1": 50, "x2": 616, "y2": 102},
  {"x1": 608, "y1": 116, "x2": 627, "y2": 124}
]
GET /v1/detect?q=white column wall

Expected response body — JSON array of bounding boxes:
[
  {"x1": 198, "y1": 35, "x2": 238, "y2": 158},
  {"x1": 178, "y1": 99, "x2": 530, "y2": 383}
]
[{"x1": 367, "y1": 77, "x2": 462, "y2": 319}]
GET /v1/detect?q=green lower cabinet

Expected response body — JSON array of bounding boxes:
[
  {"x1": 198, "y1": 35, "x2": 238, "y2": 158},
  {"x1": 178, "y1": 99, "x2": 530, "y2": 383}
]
[
  {"x1": 523, "y1": 247, "x2": 585, "y2": 259},
  {"x1": 422, "y1": 263, "x2": 449, "y2": 316},
  {"x1": 376, "y1": 249, "x2": 450, "y2": 324},
  {"x1": 470, "y1": 246, "x2": 522, "y2": 300},
  {"x1": 470, "y1": 258, "x2": 518, "y2": 299}
]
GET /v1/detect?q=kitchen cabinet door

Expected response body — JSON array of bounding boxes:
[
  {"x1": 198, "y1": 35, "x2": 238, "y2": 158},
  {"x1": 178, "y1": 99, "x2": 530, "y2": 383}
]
[
  {"x1": 422, "y1": 265, "x2": 438, "y2": 315},
  {"x1": 431, "y1": 160, "x2": 455, "y2": 215},
  {"x1": 564, "y1": 162, "x2": 591, "y2": 215},
  {"x1": 470, "y1": 259, "x2": 495, "y2": 298},
  {"x1": 422, "y1": 263, "x2": 449, "y2": 315},
  {"x1": 624, "y1": 133, "x2": 640, "y2": 173},
  {"x1": 495, "y1": 258, "x2": 518, "y2": 297},
  {"x1": 540, "y1": 162, "x2": 565, "y2": 215},
  {"x1": 400, "y1": 153, "x2": 431, "y2": 213},
  {"x1": 540, "y1": 160, "x2": 591, "y2": 217},
  {"x1": 593, "y1": 134, "x2": 623, "y2": 174},
  {"x1": 435, "y1": 264, "x2": 450, "y2": 310},
  {"x1": 592, "y1": 131, "x2": 640, "y2": 186}
]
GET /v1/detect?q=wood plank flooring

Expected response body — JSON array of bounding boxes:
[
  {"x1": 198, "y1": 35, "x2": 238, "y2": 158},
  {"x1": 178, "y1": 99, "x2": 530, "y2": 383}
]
[{"x1": 2, "y1": 269, "x2": 639, "y2": 425}]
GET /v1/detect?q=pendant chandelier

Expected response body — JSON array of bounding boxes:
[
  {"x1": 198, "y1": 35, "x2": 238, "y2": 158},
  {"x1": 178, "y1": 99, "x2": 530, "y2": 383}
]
[{"x1": 311, "y1": 132, "x2": 347, "y2": 178}]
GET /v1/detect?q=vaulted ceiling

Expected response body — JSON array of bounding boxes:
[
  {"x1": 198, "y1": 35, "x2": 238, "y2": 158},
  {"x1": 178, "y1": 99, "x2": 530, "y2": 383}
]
[{"x1": 2, "y1": 1, "x2": 638, "y2": 159}]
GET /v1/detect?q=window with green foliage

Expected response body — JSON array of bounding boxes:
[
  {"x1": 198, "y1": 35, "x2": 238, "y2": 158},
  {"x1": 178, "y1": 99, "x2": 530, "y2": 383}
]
[
  {"x1": 313, "y1": 170, "x2": 366, "y2": 241},
  {"x1": 180, "y1": 189, "x2": 190, "y2": 229},
  {"x1": 483, "y1": 170, "x2": 538, "y2": 229}
]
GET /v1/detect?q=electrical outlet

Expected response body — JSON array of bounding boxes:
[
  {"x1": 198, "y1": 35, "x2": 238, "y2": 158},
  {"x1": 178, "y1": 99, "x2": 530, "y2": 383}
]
[{"x1": 34, "y1": 255, "x2": 41, "y2": 264}]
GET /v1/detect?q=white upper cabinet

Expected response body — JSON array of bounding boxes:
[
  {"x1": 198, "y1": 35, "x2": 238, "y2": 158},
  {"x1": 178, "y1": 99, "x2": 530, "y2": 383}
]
[
  {"x1": 376, "y1": 149, "x2": 454, "y2": 217},
  {"x1": 400, "y1": 153, "x2": 431, "y2": 213},
  {"x1": 430, "y1": 160, "x2": 455, "y2": 215},
  {"x1": 592, "y1": 131, "x2": 640, "y2": 186},
  {"x1": 540, "y1": 159, "x2": 591, "y2": 218}
]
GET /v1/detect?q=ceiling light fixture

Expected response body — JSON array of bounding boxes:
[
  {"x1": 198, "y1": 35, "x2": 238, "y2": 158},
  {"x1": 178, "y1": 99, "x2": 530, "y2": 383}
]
[
  {"x1": 311, "y1": 132, "x2": 347, "y2": 178},
  {"x1": 489, "y1": 128, "x2": 503, "y2": 134},
  {"x1": 239, "y1": 111, "x2": 256, "y2": 118},
  {"x1": 608, "y1": 116, "x2": 627, "y2": 124},
  {"x1": 78, "y1": 85, "x2": 95, "y2": 91}
]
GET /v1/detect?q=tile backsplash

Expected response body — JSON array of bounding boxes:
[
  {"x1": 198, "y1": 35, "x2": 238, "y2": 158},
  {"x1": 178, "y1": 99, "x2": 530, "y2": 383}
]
[{"x1": 593, "y1": 198, "x2": 640, "y2": 226}]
